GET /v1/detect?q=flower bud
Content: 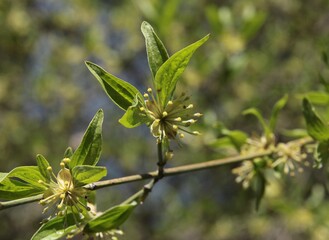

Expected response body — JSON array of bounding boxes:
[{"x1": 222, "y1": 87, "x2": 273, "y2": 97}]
[{"x1": 62, "y1": 158, "x2": 70, "y2": 164}]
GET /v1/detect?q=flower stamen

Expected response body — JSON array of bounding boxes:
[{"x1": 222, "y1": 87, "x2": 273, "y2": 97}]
[{"x1": 141, "y1": 88, "x2": 201, "y2": 140}]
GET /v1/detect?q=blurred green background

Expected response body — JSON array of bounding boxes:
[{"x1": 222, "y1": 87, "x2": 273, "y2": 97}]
[{"x1": 1, "y1": 0, "x2": 329, "y2": 239}]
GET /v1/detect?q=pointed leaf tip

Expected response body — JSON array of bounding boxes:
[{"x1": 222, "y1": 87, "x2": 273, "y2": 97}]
[
  {"x1": 84, "y1": 203, "x2": 136, "y2": 233},
  {"x1": 141, "y1": 21, "x2": 169, "y2": 78},
  {"x1": 243, "y1": 108, "x2": 270, "y2": 137},
  {"x1": 302, "y1": 98, "x2": 329, "y2": 141},
  {"x1": 269, "y1": 94, "x2": 288, "y2": 131},
  {"x1": 72, "y1": 165, "x2": 107, "y2": 187},
  {"x1": 85, "y1": 61, "x2": 142, "y2": 111},
  {"x1": 154, "y1": 34, "x2": 209, "y2": 107},
  {"x1": 69, "y1": 109, "x2": 104, "y2": 167}
]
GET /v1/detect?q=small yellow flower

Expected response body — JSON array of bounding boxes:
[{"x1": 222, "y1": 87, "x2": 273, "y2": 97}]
[
  {"x1": 141, "y1": 88, "x2": 202, "y2": 140},
  {"x1": 241, "y1": 135, "x2": 275, "y2": 155},
  {"x1": 232, "y1": 160, "x2": 255, "y2": 188},
  {"x1": 233, "y1": 135, "x2": 274, "y2": 188},
  {"x1": 39, "y1": 158, "x2": 89, "y2": 218},
  {"x1": 272, "y1": 142, "x2": 307, "y2": 176}
]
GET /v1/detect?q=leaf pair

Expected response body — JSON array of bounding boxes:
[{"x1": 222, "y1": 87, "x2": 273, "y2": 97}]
[
  {"x1": 0, "y1": 109, "x2": 106, "y2": 201},
  {"x1": 0, "y1": 166, "x2": 46, "y2": 200},
  {"x1": 31, "y1": 202, "x2": 136, "y2": 240},
  {"x1": 38, "y1": 109, "x2": 106, "y2": 187},
  {"x1": 142, "y1": 21, "x2": 209, "y2": 108},
  {"x1": 243, "y1": 95, "x2": 288, "y2": 138},
  {"x1": 86, "y1": 21, "x2": 209, "y2": 128}
]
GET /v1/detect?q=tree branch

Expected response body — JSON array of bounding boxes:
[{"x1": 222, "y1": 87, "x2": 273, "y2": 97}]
[
  {"x1": 0, "y1": 194, "x2": 43, "y2": 211},
  {"x1": 85, "y1": 150, "x2": 274, "y2": 190},
  {"x1": 0, "y1": 137, "x2": 313, "y2": 210}
]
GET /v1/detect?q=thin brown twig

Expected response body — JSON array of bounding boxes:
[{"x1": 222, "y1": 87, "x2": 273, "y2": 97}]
[
  {"x1": 0, "y1": 137, "x2": 313, "y2": 211},
  {"x1": 84, "y1": 149, "x2": 274, "y2": 191}
]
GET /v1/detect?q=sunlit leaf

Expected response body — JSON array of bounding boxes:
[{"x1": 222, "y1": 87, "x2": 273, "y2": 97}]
[
  {"x1": 31, "y1": 213, "x2": 78, "y2": 240},
  {"x1": 154, "y1": 35, "x2": 209, "y2": 107},
  {"x1": 119, "y1": 105, "x2": 149, "y2": 128},
  {"x1": 269, "y1": 94, "x2": 288, "y2": 131},
  {"x1": 0, "y1": 173, "x2": 7, "y2": 182},
  {"x1": 84, "y1": 203, "x2": 136, "y2": 233},
  {"x1": 141, "y1": 21, "x2": 169, "y2": 78},
  {"x1": 118, "y1": 94, "x2": 149, "y2": 128},
  {"x1": 72, "y1": 165, "x2": 107, "y2": 187},
  {"x1": 85, "y1": 61, "x2": 143, "y2": 111},
  {"x1": 36, "y1": 154, "x2": 51, "y2": 182},
  {"x1": 302, "y1": 98, "x2": 329, "y2": 141},
  {"x1": 70, "y1": 109, "x2": 103, "y2": 168},
  {"x1": 0, "y1": 166, "x2": 46, "y2": 200}
]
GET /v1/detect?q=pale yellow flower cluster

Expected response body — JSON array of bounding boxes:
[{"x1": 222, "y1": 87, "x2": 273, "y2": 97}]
[
  {"x1": 38, "y1": 158, "x2": 89, "y2": 219},
  {"x1": 141, "y1": 88, "x2": 202, "y2": 140}
]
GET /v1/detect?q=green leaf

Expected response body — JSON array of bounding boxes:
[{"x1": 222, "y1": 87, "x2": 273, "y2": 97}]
[
  {"x1": 141, "y1": 21, "x2": 169, "y2": 78},
  {"x1": 314, "y1": 140, "x2": 329, "y2": 169},
  {"x1": 36, "y1": 154, "x2": 51, "y2": 182},
  {"x1": 31, "y1": 213, "x2": 78, "y2": 240},
  {"x1": 119, "y1": 105, "x2": 149, "y2": 128},
  {"x1": 85, "y1": 61, "x2": 143, "y2": 111},
  {"x1": 269, "y1": 94, "x2": 288, "y2": 131},
  {"x1": 154, "y1": 34, "x2": 209, "y2": 107},
  {"x1": 222, "y1": 129, "x2": 248, "y2": 151},
  {"x1": 84, "y1": 203, "x2": 136, "y2": 233},
  {"x1": 0, "y1": 172, "x2": 7, "y2": 182},
  {"x1": 282, "y1": 129, "x2": 309, "y2": 138},
  {"x1": 302, "y1": 98, "x2": 329, "y2": 141},
  {"x1": 300, "y1": 91, "x2": 329, "y2": 105},
  {"x1": 72, "y1": 165, "x2": 107, "y2": 187},
  {"x1": 243, "y1": 108, "x2": 271, "y2": 137},
  {"x1": 70, "y1": 109, "x2": 103, "y2": 168},
  {"x1": 64, "y1": 147, "x2": 74, "y2": 158},
  {"x1": 252, "y1": 171, "x2": 266, "y2": 211},
  {"x1": 118, "y1": 94, "x2": 149, "y2": 128},
  {"x1": 210, "y1": 137, "x2": 234, "y2": 149},
  {"x1": 0, "y1": 166, "x2": 46, "y2": 200}
]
